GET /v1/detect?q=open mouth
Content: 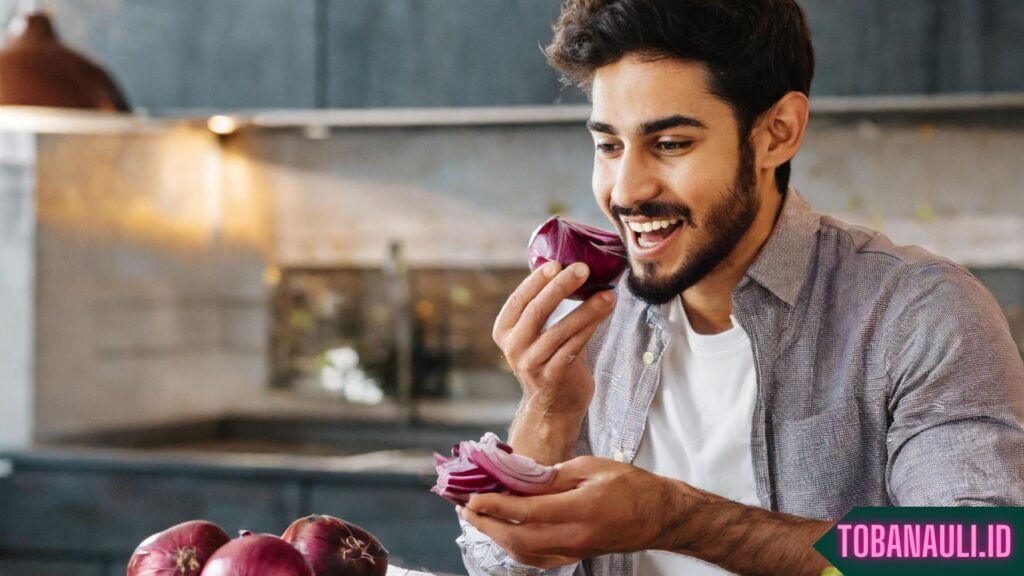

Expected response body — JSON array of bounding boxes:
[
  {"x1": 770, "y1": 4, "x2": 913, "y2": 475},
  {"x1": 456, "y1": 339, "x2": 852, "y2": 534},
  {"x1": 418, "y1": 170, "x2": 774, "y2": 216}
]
[{"x1": 622, "y1": 217, "x2": 684, "y2": 253}]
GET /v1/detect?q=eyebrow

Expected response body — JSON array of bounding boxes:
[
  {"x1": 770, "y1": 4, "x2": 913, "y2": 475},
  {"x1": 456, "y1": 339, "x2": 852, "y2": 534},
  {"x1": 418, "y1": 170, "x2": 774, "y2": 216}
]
[{"x1": 586, "y1": 114, "x2": 708, "y2": 136}]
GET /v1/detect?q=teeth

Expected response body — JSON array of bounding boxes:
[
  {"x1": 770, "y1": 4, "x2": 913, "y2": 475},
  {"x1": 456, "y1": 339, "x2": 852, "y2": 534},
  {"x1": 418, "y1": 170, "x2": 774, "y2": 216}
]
[{"x1": 624, "y1": 218, "x2": 679, "y2": 233}]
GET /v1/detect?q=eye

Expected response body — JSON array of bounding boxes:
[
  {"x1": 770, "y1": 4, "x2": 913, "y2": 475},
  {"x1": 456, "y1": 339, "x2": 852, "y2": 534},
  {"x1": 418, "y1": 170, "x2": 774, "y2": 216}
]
[
  {"x1": 656, "y1": 140, "x2": 694, "y2": 155},
  {"x1": 594, "y1": 140, "x2": 623, "y2": 156}
]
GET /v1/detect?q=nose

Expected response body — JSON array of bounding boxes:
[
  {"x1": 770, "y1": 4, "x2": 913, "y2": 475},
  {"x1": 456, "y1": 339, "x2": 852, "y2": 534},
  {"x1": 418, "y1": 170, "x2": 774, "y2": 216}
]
[{"x1": 610, "y1": 147, "x2": 659, "y2": 210}]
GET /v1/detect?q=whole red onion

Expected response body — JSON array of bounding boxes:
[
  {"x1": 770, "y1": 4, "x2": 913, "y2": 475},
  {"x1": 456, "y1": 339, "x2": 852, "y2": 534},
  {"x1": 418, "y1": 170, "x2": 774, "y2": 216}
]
[
  {"x1": 200, "y1": 532, "x2": 313, "y2": 576},
  {"x1": 528, "y1": 216, "x2": 627, "y2": 299},
  {"x1": 126, "y1": 520, "x2": 230, "y2": 576},
  {"x1": 282, "y1": 515, "x2": 388, "y2": 576}
]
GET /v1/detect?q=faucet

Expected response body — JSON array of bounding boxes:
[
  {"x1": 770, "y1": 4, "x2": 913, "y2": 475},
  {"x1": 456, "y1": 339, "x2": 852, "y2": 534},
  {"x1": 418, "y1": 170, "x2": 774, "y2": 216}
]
[{"x1": 384, "y1": 239, "x2": 417, "y2": 425}]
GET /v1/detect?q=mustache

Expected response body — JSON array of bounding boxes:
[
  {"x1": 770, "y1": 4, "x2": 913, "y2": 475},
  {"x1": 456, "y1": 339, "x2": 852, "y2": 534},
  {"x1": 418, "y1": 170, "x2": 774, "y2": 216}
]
[{"x1": 611, "y1": 202, "x2": 693, "y2": 225}]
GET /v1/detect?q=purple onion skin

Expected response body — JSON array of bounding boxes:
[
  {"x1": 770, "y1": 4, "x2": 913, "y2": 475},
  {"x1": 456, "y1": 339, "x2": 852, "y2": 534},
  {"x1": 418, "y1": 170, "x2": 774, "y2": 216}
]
[
  {"x1": 282, "y1": 515, "x2": 388, "y2": 576},
  {"x1": 126, "y1": 520, "x2": 230, "y2": 576},
  {"x1": 200, "y1": 533, "x2": 313, "y2": 576},
  {"x1": 528, "y1": 216, "x2": 627, "y2": 300}
]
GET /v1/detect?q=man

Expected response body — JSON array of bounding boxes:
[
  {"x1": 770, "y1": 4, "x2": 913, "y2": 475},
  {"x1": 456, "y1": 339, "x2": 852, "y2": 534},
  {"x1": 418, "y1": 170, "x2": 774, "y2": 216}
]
[{"x1": 457, "y1": 1, "x2": 1024, "y2": 575}]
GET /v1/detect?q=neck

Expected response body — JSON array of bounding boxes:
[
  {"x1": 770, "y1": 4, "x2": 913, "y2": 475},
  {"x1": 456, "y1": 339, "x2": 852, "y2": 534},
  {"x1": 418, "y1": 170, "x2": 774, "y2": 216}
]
[{"x1": 682, "y1": 186, "x2": 785, "y2": 334}]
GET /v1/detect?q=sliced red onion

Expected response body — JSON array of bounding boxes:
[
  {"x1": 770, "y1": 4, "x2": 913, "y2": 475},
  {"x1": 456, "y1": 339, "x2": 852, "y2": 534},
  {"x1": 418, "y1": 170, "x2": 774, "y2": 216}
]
[
  {"x1": 432, "y1": 432, "x2": 555, "y2": 506},
  {"x1": 528, "y1": 216, "x2": 627, "y2": 299},
  {"x1": 126, "y1": 520, "x2": 230, "y2": 576}
]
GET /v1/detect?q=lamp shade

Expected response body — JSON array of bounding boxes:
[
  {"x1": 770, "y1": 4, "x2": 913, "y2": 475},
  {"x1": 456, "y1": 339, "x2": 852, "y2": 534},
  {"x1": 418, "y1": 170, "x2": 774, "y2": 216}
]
[{"x1": 0, "y1": 12, "x2": 130, "y2": 111}]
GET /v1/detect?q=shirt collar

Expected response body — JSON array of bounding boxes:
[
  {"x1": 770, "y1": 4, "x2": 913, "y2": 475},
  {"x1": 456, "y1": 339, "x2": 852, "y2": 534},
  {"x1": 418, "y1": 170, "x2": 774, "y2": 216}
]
[{"x1": 739, "y1": 187, "x2": 821, "y2": 307}]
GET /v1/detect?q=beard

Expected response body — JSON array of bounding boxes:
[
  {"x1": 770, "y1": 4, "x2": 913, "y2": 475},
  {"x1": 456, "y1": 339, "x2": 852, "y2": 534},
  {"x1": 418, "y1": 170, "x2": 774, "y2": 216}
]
[{"x1": 622, "y1": 141, "x2": 760, "y2": 305}]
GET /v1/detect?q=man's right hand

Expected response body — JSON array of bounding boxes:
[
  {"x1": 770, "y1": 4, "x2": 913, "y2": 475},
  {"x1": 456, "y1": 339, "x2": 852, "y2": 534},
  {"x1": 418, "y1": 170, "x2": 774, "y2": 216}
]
[{"x1": 492, "y1": 261, "x2": 617, "y2": 464}]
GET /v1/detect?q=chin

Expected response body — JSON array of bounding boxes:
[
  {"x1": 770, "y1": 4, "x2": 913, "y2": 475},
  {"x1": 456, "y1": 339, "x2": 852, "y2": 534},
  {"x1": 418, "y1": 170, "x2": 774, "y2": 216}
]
[
  {"x1": 626, "y1": 267, "x2": 690, "y2": 305},
  {"x1": 625, "y1": 244, "x2": 717, "y2": 304}
]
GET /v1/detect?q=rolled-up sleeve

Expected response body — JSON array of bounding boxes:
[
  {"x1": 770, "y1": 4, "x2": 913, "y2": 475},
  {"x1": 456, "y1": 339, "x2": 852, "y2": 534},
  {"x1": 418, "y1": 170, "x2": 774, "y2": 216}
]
[
  {"x1": 884, "y1": 263, "x2": 1024, "y2": 506},
  {"x1": 457, "y1": 521, "x2": 584, "y2": 576}
]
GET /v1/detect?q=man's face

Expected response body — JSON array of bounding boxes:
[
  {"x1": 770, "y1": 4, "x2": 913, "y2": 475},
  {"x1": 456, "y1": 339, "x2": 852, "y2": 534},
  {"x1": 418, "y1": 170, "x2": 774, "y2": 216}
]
[{"x1": 589, "y1": 54, "x2": 760, "y2": 304}]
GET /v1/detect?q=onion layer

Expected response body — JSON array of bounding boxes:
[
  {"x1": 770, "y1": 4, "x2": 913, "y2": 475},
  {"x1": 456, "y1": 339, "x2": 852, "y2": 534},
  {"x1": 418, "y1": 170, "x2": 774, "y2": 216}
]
[
  {"x1": 528, "y1": 216, "x2": 627, "y2": 299},
  {"x1": 282, "y1": 514, "x2": 388, "y2": 576},
  {"x1": 432, "y1": 432, "x2": 555, "y2": 505},
  {"x1": 127, "y1": 520, "x2": 230, "y2": 576}
]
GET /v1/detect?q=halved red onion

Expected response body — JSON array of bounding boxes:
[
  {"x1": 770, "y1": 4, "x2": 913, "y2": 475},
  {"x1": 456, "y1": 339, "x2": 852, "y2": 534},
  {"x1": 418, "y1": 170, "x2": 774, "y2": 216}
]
[
  {"x1": 200, "y1": 532, "x2": 313, "y2": 576},
  {"x1": 126, "y1": 520, "x2": 230, "y2": 576},
  {"x1": 528, "y1": 216, "x2": 627, "y2": 299},
  {"x1": 432, "y1": 432, "x2": 555, "y2": 505},
  {"x1": 282, "y1": 514, "x2": 388, "y2": 576}
]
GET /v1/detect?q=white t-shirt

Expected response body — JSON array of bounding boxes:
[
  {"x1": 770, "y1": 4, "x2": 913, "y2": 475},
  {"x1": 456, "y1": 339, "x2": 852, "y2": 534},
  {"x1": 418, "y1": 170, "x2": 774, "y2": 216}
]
[{"x1": 632, "y1": 296, "x2": 760, "y2": 576}]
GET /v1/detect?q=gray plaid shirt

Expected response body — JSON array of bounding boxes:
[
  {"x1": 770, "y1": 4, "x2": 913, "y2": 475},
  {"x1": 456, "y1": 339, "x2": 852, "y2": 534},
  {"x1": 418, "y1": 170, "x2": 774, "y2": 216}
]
[{"x1": 459, "y1": 189, "x2": 1024, "y2": 576}]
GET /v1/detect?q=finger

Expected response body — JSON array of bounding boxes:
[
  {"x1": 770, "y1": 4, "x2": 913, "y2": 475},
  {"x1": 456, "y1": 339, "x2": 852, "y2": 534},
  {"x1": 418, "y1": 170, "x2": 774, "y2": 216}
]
[
  {"x1": 493, "y1": 262, "x2": 561, "y2": 340},
  {"x1": 465, "y1": 492, "x2": 531, "y2": 522},
  {"x1": 545, "y1": 458, "x2": 593, "y2": 493},
  {"x1": 515, "y1": 298, "x2": 610, "y2": 381},
  {"x1": 519, "y1": 263, "x2": 592, "y2": 335},
  {"x1": 467, "y1": 489, "x2": 587, "y2": 526},
  {"x1": 537, "y1": 290, "x2": 616, "y2": 366},
  {"x1": 524, "y1": 455, "x2": 602, "y2": 496},
  {"x1": 503, "y1": 263, "x2": 592, "y2": 356}
]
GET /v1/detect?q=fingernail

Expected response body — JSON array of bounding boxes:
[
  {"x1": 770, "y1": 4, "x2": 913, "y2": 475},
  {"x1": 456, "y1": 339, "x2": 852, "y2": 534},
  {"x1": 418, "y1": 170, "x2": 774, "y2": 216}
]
[
  {"x1": 572, "y1": 263, "x2": 589, "y2": 278},
  {"x1": 543, "y1": 262, "x2": 560, "y2": 278},
  {"x1": 599, "y1": 291, "x2": 616, "y2": 304}
]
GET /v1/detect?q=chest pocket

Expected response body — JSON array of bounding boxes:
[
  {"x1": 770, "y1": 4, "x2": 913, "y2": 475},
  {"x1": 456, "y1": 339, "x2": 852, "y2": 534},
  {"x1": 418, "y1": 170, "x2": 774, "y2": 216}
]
[{"x1": 773, "y1": 401, "x2": 886, "y2": 519}]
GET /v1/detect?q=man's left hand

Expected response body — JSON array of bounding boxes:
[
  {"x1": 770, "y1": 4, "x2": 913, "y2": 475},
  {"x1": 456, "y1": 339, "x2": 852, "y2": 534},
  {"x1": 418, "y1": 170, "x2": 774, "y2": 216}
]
[
  {"x1": 459, "y1": 456, "x2": 688, "y2": 569},
  {"x1": 460, "y1": 455, "x2": 836, "y2": 575}
]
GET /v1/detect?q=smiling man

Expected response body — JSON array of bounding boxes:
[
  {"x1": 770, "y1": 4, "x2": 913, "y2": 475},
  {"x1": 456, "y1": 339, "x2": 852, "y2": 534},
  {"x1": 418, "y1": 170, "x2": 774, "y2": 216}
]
[{"x1": 457, "y1": 1, "x2": 1024, "y2": 575}]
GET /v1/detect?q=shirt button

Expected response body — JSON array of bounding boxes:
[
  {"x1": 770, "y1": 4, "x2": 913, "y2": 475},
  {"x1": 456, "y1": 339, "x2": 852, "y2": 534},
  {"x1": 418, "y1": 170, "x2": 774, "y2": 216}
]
[
  {"x1": 614, "y1": 449, "x2": 624, "y2": 462},
  {"x1": 642, "y1": 351, "x2": 655, "y2": 365}
]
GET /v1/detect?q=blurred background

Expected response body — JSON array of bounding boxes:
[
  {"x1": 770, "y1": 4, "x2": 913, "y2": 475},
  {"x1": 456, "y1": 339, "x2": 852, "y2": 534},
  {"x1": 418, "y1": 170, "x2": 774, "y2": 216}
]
[{"x1": 0, "y1": 0, "x2": 1022, "y2": 574}]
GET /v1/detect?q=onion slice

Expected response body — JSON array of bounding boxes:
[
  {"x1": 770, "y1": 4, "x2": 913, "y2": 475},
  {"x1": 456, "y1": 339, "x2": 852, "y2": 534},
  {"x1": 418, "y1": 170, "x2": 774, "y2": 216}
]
[{"x1": 432, "y1": 432, "x2": 555, "y2": 505}]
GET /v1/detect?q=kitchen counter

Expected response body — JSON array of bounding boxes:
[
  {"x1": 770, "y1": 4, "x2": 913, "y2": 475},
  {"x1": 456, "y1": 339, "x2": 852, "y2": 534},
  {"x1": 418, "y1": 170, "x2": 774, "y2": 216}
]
[{"x1": 0, "y1": 418, "x2": 488, "y2": 575}]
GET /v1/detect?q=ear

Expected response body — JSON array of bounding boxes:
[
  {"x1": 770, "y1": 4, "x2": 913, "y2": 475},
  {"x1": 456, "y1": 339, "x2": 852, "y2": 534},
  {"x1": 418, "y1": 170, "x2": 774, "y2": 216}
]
[{"x1": 752, "y1": 91, "x2": 809, "y2": 173}]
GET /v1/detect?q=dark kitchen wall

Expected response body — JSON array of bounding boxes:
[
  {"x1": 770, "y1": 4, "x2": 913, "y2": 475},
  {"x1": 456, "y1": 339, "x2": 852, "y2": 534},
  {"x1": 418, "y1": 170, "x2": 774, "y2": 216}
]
[
  {"x1": 9, "y1": 0, "x2": 320, "y2": 110},
  {"x1": 4, "y1": 0, "x2": 1022, "y2": 111},
  {"x1": 804, "y1": 0, "x2": 1024, "y2": 95}
]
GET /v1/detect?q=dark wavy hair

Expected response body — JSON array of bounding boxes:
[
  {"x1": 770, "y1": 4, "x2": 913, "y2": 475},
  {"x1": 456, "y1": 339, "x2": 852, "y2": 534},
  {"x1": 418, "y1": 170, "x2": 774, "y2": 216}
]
[{"x1": 546, "y1": 0, "x2": 815, "y2": 193}]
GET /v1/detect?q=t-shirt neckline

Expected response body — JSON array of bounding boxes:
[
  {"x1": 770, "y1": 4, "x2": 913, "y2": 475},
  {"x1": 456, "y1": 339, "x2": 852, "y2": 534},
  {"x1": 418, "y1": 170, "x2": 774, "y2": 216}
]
[{"x1": 666, "y1": 296, "x2": 750, "y2": 355}]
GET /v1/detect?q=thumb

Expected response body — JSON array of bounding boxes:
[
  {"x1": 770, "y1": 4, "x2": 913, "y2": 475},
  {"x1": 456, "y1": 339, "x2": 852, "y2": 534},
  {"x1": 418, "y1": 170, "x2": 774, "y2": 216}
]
[{"x1": 542, "y1": 456, "x2": 593, "y2": 494}]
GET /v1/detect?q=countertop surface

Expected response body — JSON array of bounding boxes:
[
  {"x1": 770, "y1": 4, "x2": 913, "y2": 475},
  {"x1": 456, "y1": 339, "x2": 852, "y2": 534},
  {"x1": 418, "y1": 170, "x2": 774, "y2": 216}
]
[{"x1": 0, "y1": 443, "x2": 438, "y2": 483}]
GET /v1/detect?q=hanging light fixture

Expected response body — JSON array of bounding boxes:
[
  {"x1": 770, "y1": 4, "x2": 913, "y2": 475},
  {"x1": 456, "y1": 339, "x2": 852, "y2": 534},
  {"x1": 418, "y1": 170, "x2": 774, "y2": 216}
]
[{"x1": 0, "y1": 10, "x2": 130, "y2": 111}]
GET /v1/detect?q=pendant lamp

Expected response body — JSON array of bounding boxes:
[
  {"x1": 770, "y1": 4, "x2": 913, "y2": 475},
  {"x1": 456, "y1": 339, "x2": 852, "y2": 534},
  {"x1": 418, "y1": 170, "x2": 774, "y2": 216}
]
[{"x1": 0, "y1": 11, "x2": 130, "y2": 111}]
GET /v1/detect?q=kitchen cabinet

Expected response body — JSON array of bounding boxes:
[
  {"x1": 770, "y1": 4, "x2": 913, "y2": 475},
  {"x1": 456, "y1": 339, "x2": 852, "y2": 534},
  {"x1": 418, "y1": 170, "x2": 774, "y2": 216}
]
[
  {"x1": 803, "y1": 0, "x2": 1024, "y2": 95},
  {"x1": 9, "y1": 0, "x2": 1022, "y2": 112},
  {"x1": 20, "y1": 0, "x2": 319, "y2": 110},
  {"x1": 322, "y1": 0, "x2": 574, "y2": 108}
]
